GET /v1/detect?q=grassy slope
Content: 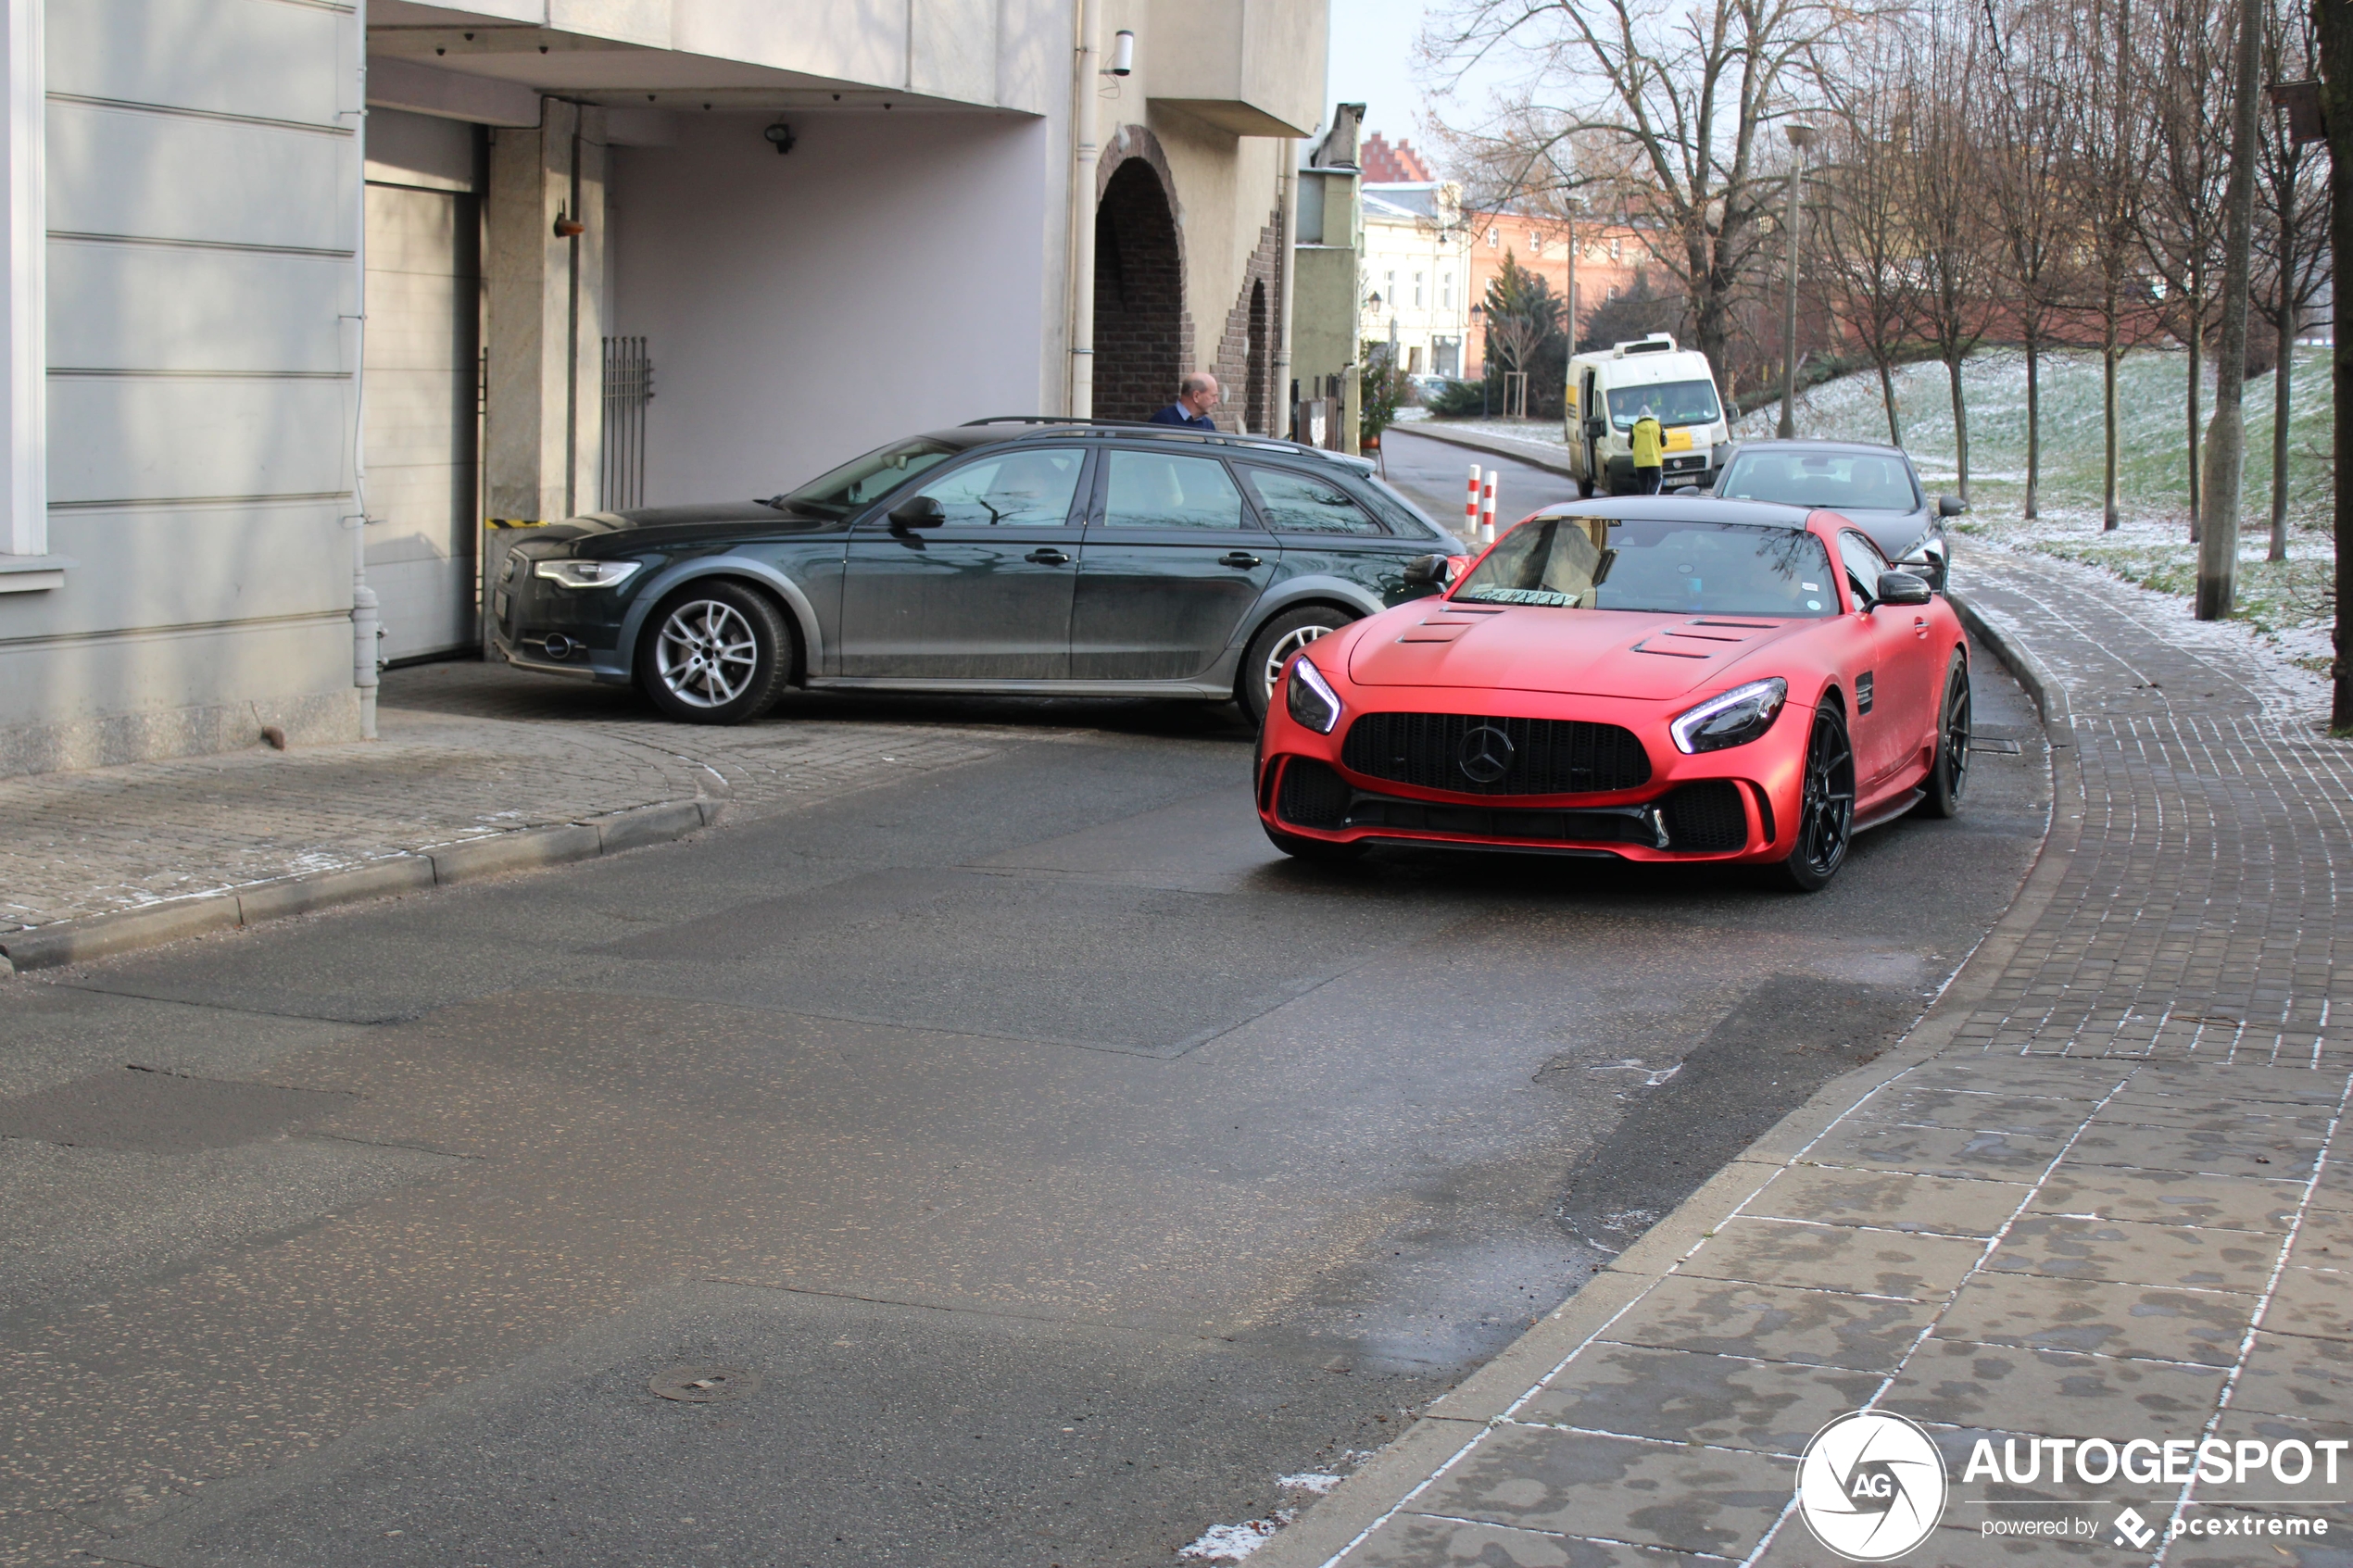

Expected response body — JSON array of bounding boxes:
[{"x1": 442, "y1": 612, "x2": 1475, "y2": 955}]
[{"x1": 1733, "y1": 347, "x2": 2335, "y2": 660}]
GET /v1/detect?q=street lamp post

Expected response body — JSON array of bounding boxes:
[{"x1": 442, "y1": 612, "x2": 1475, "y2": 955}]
[
  {"x1": 1778, "y1": 123, "x2": 1817, "y2": 440},
  {"x1": 1469, "y1": 302, "x2": 1486, "y2": 416}
]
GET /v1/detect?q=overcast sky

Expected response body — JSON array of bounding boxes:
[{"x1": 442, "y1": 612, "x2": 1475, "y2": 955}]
[{"x1": 1324, "y1": 0, "x2": 1521, "y2": 164}]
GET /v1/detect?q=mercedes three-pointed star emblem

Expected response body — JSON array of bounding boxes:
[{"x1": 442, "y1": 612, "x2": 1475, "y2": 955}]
[{"x1": 1457, "y1": 724, "x2": 1516, "y2": 784}]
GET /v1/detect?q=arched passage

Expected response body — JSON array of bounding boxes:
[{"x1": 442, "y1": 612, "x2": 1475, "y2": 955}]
[{"x1": 1092, "y1": 160, "x2": 1182, "y2": 421}]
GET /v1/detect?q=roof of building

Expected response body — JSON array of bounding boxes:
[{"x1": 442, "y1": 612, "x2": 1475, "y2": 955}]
[
  {"x1": 1360, "y1": 132, "x2": 1431, "y2": 182},
  {"x1": 1361, "y1": 183, "x2": 1443, "y2": 221}
]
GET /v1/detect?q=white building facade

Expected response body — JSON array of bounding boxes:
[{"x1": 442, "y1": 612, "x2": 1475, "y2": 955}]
[
  {"x1": 1, "y1": 0, "x2": 1324, "y2": 775},
  {"x1": 1359, "y1": 182, "x2": 1469, "y2": 380}
]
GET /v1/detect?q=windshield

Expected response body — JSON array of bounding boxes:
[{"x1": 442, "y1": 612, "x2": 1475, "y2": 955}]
[
  {"x1": 1719, "y1": 450, "x2": 1921, "y2": 511},
  {"x1": 1604, "y1": 379, "x2": 1720, "y2": 431},
  {"x1": 1453, "y1": 516, "x2": 1838, "y2": 617},
  {"x1": 775, "y1": 437, "x2": 960, "y2": 518}
]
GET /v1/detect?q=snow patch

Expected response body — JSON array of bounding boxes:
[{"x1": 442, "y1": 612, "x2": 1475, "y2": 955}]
[
  {"x1": 1178, "y1": 1512, "x2": 1294, "y2": 1561},
  {"x1": 1278, "y1": 1473, "x2": 1343, "y2": 1495}
]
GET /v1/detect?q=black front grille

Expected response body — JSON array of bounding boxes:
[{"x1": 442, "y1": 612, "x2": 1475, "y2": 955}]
[
  {"x1": 1340, "y1": 712, "x2": 1652, "y2": 796},
  {"x1": 1659, "y1": 781, "x2": 1749, "y2": 852},
  {"x1": 1276, "y1": 758, "x2": 1353, "y2": 829},
  {"x1": 1343, "y1": 796, "x2": 1658, "y2": 847}
]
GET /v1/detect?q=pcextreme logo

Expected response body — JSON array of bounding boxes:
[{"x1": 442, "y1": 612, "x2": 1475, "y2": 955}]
[{"x1": 1795, "y1": 1411, "x2": 1950, "y2": 1562}]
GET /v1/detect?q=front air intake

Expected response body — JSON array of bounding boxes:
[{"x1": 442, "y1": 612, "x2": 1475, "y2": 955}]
[{"x1": 1276, "y1": 758, "x2": 1353, "y2": 830}]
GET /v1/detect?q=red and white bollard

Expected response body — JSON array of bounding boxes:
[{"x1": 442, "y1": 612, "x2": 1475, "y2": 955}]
[
  {"x1": 1464, "y1": 464, "x2": 1482, "y2": 540},
  {"x1": 1479, "y1": 473, "x2": 1498, "y2": 544}
]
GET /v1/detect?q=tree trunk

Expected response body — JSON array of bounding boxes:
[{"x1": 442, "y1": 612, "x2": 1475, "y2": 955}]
[
  {"x1": 2196, "y1": 0, "x2": 2266, "y2": 621},
  {"x1": 1946, "y1": 351, "x2": 1971, "y2": 502},
  {"x1": 2318, "y1": 0, "x2": 2351, "y2": 730},
  {"x1": 1878, "y1": 358, "x2": 1903, "y2": 446},
  {"x1": 2104, "y1": 303, "x2": 2120, "y2": 532},
  {"x1": 2024, "y1": 332, "x2": 2041, "y2": 520},
  {"x1": 2186, "y1": 306, "x2": 2204, "y2": 544},
  {"x1": 2270, "y1": 186, "x2": 2296, "y2": 564}
]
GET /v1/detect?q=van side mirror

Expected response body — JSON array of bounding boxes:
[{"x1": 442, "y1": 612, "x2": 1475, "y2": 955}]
[
  {"x1": 1938, "y1": 495, "x2": 1966, "y2": 518},
  {"x1": 888, "y1": 495, "x2": 946, "y2": 530}
]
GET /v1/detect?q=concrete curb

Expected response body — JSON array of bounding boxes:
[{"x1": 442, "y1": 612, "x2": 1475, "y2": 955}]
[
  {"x1": 1948, "y1": 585, "x2": 2073, "y2": 732},
  {"x1": 0, "y1": 797, "x2": 724, "y2": 975},
  {"x1": 1252, "y1": 602, "x2": 2084, "y2": 1568},
  {"x1": 1393, "y1": 420, "x2": 1581, "y2": 481}
]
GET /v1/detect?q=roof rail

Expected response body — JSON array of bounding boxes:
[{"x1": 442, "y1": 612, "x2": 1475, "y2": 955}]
[{"x1": 957, "y1": 416, "x2": 1366, "y2": 465}]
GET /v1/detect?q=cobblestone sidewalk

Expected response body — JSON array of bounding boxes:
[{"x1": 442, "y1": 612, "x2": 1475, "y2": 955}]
[
  {"x1": 0, "y1": 663, "x2": 1008, "y2": 932},
  {"x1": 1263, "y1": 548, "x2": 2353, "y2": 1567}
]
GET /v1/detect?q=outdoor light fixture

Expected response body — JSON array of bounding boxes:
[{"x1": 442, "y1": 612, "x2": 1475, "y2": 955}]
[
  {"x1": 763, "y1": 121, "x2": 797, "y2": 156},
  {"x1": 552, "y1": 206, "x2": 585, "y2": 238},
  {"x1": 1103, "y1": 30, "x2": 1135, "y2": 76}
]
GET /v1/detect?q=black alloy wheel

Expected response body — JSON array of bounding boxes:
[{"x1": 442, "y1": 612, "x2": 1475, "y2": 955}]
[
  {"x1": 1239, "y1": 606, "x2": 1354, "y2": 727},
  {"x1": 1918, "y1": 650, "x2": 1971, "y2": 819},
  {"x1": 638, "y1": 581, "x2": 795, "y2": 725},
  {"x1": 1775, "y1": 704, "x2": 1856, "y2": 892}
]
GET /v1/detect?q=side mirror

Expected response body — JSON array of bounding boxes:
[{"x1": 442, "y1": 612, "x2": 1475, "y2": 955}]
[
  {"x1": 1402, "y1": 553, "x2": 1448, "y2": 589},
  {"x1": 1938, "y1": 495, "x2": 1966, "y2": 518},
  {"x1": 1585, "y1": 420, "x2": 1605, "y2": 438},
  {"x1": 888, "y1": 495, "x2": 946, "y2": 530},
  {"x1": 1672, "y1": 484, "x2": 1704, "y2": 497},
  {"x1": 1876, "y1": 570, "x2": 1933, "y2": 607}
]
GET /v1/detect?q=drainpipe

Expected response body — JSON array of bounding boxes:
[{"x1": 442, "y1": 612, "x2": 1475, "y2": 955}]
[
  {"x1": 1272, "y1": 139, "x2": 1295, "y2": 438},
  {"x1": 563, "y1": 107, "x2": 583, "y2": 517},
  {"x1": 1066, "y1": 0, "x2": 1100, "y2": 417},
  {"x1": 348, "y1": 3, "x2": 378, "y2": 739}
]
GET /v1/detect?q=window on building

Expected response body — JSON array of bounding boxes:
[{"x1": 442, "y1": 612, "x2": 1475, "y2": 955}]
[
  {"x1": 1413, "y1": 271, "x2": 1424, "y2": 307},
  {"x1": 1529, "y1": 232, "x2": 1542, "y2": 257},
  {"x1": 1441, "y1": 271, "x2": 1453, "y2": 308},
  {"x1": 1610, "y1": 238, "x2": 1622, "y2": 260},
  {"x1": 1607, "y1": 284, "x2": 1620, "y2": 301},
  {"x1": 1384, "y1": 270, "x2": 1396, "y2": 307},
  {"x1": 1486, "y1": 226, "x2": 1498, "y2": 248}
]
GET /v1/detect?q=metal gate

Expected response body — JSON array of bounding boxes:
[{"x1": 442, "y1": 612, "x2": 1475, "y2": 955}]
[{"x1": 599, "y1": 336, "x2": 654, "y2": 511}]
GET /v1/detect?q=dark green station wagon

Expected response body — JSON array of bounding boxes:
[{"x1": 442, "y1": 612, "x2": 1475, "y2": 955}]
[{"x1": 493, "y1": 419, "x2": 1463, "y2": 725}]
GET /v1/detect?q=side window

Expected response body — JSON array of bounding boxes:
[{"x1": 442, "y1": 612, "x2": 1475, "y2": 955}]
[
  {"x1": 1239, "y1": 465, "x2": 1386, "y2": 535},
  {"x1": 910, "y1": 448, "x2": 1086, "y2": 527},
  {"x1": 1102, "y1": 451, "x2": 1248, "y2": 531},
  {"x1": 1837, "y1": 530, "x2": 1889, "y2": 606}
]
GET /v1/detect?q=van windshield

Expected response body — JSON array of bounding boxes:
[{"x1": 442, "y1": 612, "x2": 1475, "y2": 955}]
[
  {"x1": 1604, "y1": 379, "x2": 1721, "y2": 431},
  {"x1": 1453, "y1": 516, "x2": 1836, "y2": 617}
]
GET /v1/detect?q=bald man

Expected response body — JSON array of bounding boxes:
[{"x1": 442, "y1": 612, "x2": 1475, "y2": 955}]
[{"x1": 1149, "y1": 371, "x2": 1221, "y2": 430}]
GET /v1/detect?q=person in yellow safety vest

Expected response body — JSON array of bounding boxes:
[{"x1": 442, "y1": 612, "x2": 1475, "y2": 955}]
[{"x1": 1629, "y1": 405, "x2": 1665, "y2": 495}]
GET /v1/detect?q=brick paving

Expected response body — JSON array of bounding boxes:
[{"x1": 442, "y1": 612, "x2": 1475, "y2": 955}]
[
  {"x1": 0, "y1": 663, "x2": 1004, "y2": 931},
  {"x1": 1265, "y1": 548, "x2": 2353, "y2": 1568}
]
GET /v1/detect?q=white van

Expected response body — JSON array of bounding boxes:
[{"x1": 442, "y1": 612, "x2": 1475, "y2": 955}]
[{"x1": 1563, "y1": 334, "x2": 1730, "y2": 496}]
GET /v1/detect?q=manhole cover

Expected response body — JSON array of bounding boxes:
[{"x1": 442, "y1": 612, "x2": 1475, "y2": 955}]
[{"x1": 648, "y1": 1366, "x2": 761, "y2": 1403}]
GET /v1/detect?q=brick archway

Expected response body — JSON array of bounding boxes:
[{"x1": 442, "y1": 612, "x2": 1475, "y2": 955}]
[{"x1": 1092, "y1": 157, "x2": 1184, "y2": 422}]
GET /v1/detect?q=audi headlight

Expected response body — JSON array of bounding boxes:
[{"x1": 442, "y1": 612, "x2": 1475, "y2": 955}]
[
  {"x1": 1670, "y1": 677, "x2": 1788, "y2": 754},
  {"x1": 1287, "y1": 656, "x2": 1344, "y2": 734},
  {"x1": 533, "y1": 558, "x2": 643, "y2": 590}
]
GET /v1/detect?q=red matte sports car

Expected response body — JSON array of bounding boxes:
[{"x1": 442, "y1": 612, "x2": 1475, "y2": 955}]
[{"x1": 1253, "y1": 497, "x2": 1972, "y2": 890}]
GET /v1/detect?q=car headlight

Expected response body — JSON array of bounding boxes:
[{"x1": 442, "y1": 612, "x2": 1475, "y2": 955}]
[
  {"x1": 1287, "y1": 656, "x2": 1344, "y2": 734},
  {"x1": 533, "y1": 558, "x2": 643, "y2": 590},
  {"x1": 1670, "y1": 677, "x2": 1788, "y2": 754}
]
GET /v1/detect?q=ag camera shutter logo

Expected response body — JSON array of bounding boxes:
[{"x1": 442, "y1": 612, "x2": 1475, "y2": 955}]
[{"x1": 1796, "y1": 1411, "x2": 1950, "y2": 1562}]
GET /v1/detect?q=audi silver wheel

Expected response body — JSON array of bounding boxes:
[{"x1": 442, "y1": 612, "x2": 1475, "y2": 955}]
[
  {"x1": 1239, "y1": 606, "x2": 1355, "y2": 726},
  {"x1": 637, "y1": 581, "x2": 794, "y2": 725}
]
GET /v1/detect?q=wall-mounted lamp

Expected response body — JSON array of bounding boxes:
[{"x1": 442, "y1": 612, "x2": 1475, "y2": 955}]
[
  {"x1": 763, "y1": 121, "x2": 798, "y2": 156},
  {"x1": 552, "y1": 205, "x2": 585, "y2": 238},
  {"x1": 1102, "y1": 30, "x2": 1135, "y2": 77}
]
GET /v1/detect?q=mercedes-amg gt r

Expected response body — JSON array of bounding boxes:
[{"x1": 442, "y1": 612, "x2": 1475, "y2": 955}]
[{"x1": 1253, "y1": 498, "x2": 1973, "y2": 891}]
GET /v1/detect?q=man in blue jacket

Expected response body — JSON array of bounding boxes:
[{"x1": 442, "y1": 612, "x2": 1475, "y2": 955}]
[{"x1": 1149, "y1": 371, "x2": 1221, "y2": 429}]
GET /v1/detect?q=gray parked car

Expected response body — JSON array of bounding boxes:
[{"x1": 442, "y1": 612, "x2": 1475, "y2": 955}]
[
  {"x1": 492, "y1": 420, "x2": 1462, "y2": 726},
  {"x1": 1709, "y1": 439, "x2": 1962, "y2": 588}
]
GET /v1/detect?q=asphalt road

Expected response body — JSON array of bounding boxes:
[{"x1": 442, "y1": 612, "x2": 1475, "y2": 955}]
[
  {"x1": 0, "y1": 631, "x2": 2052, "y2": 1566},
  {"x1": 1378, "y1": 425, "x2": 1579, "y2": 537}
]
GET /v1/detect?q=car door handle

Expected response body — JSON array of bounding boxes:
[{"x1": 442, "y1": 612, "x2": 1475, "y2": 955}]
[
  {"x1": 1914, "y1": 616, "x2": 1930, "y2": 638},
  {"x1": 1026, "y1": 547, "x2": 1071, "y2": 566},
  {"x1": 1218, "y1": 551, "x2": 1262, "y2": 570}
]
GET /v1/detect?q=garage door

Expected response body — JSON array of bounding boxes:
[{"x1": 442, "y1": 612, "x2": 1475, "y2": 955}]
[{"x1": 362, "y1": 109, "x2": 483, "y2": 664}]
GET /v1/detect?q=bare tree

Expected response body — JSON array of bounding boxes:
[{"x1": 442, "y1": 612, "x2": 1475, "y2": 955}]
[
  {"x1": 1815, "y1": 30, "x2": 1919, "y2": 445},
  {"x1": 2135, "y1": 0, "x2": 2233, "y2": 539},
  {"x1": 2070, "y1": 0, "x2": 2149, "y2": 531},
  {"x1": 1428, "y1": 0, "x2": 1849, "y2": 391},
  {"x1": 1906, "y1": 17, "x2": 1998, "y2": 501},
  {"x1": 1982, "y1": 0, "x2": 2082, "y2": 520},
  {"x1": 2322, "y1": 0, "x2": 2353, "y2": 731},
  {"x1": 2252, "y1": 0, "x2": 2329, "y2": 560}
]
